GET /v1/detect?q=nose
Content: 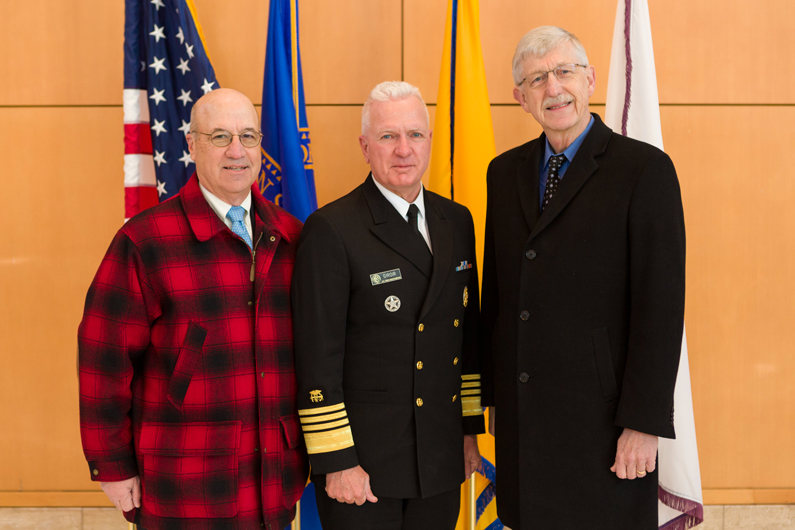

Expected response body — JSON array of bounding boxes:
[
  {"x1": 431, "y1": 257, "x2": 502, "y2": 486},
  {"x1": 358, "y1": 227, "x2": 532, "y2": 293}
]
[
  {"x1": 545, "y1": 73, "x2": 564, "y2": 96},
  {"x1": 225, "y1": 135, "x2": 246, "y2": 158},
  {"x1": 395, "y1": 135, "x2": 411, "y2": 157}
]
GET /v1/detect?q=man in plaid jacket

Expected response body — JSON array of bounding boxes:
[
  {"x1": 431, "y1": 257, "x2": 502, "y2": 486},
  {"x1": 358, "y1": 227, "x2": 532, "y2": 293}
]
[{"x1": 78, "y1": 88, "x2": 308, "y2": 530}]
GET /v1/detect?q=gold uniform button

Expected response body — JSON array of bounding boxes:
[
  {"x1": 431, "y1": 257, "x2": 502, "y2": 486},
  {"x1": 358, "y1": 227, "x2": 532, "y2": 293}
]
[
  {"x1": 418, "y1": 323, "x2": 425, "y2": 332},
  {"x1": 452, "y1": 395, "x2": 457, "y2": 402},
  {"x1": 453, "y1": 357, "x2": 459, "y2": 365},
  {"x1": 454, "y1": 319, "x2": 459, "y2": 327},
  {"x1": 416, "y1": 398, "x2": 423, "y2": 407},
  {"x1": 270, "y1": 236, "x2": 276, "y2": 242},
  {"x1": 416, "y1": 361, "x2": 423, "y2": 370},
  {"x1": 92, "y1": 469, "x2": 99, "y2": 476}
]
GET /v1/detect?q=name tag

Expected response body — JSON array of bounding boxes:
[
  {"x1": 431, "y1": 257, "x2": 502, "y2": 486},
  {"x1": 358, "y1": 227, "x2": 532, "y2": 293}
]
[{"x1": 370, "y1": 268, "x2": 402, "y2": 286}]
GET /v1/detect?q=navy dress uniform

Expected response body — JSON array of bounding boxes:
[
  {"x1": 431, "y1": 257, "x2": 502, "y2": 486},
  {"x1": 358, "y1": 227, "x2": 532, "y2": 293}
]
[{"x1": 292, "y1": 174, "x2": 485, "y2": 528}]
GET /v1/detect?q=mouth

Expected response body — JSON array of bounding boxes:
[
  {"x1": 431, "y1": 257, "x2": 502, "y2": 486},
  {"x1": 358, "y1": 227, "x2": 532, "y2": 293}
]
[
  {"x1": 546, "y1": 100, "x2": 572, "y2": 111},
  {"x1": 223, "y1": 165, "x2": 248, "y2": 172}
]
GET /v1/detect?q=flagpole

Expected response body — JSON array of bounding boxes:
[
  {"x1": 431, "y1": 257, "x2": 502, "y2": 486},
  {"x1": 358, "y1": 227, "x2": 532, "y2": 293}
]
[
  {"x1": 129, "y1": 523, "x2": 135, "y2": 530},
  {"x1": 292, "y1": 500, "x2": 301, "y2": 530},
  {"x1": 468, "y1": 475, "x2": 476, "y2": 530}
]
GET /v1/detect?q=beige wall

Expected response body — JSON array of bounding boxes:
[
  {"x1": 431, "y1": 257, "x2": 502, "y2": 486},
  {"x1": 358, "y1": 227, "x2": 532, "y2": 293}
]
[{"x1": 1, "y1": 0, "x2": 794, "y2": 506}]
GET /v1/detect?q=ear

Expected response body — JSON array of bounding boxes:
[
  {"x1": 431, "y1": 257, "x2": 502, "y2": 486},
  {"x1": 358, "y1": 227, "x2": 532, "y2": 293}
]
[
  {"x1": 513, "y1": 87, "x2": 531, "y2": 114},
  {"x1": 359, "y1": 135, "x2": 370, "y2": 164},
  {"x1": 186, "y1": 133, "x2": 196, "y2": 160},
  {"x1": 586, "y1": 65, "x2": 596, "y2": 98}
]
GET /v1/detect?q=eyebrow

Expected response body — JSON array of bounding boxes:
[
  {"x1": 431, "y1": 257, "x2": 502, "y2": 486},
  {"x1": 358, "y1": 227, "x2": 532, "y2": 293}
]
[{"x1": 209, "y1": 127, "x2": 259, "y2": 133}]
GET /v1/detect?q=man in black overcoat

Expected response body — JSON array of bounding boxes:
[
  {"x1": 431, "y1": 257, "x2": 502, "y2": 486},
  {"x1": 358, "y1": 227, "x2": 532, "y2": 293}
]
[
  {"x1": 292, "y1": 81, "x2": 485, "y2": 530},
  {"x1": 480, "y1": 26, "x2": 686, "y2": 529}
]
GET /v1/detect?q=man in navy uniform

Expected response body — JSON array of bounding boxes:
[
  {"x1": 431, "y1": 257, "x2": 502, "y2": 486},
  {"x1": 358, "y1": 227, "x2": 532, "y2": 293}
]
[{"x1": 292, "y1": 81, "x2": 484, "y2": 530}]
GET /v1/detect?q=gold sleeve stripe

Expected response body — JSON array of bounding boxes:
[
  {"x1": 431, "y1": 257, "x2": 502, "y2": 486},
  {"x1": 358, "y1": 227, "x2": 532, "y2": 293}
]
[
  {"x1": 461, "y1": 395, "x2": 483, "y2": 417},
  {"x1": 461, "y1": 389, "x2": 481, "y2": 396},
  {"x1": 300, "y1": 410, "x2": 347, "y2": 424},
  {"x1": 304, "y1": 426, "x2": 355, "y2": 454},
  {"x1": 461, "y1": 381, "x2": 481, "y2": 389},
  {"x1": 298, "y1": 402, "x2": 345, "y2": 416},
  {"x1": 461, "y1": 374, "x2": 481, "y2": 381},
  {"x1": 302, "y1": 418, "x2": 350, "y2": 432}
]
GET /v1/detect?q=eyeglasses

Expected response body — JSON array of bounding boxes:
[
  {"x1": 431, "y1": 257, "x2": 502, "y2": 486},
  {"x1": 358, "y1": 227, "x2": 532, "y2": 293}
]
[
  {"x1": 192, "y1": 130, "x2": 263, "y2": 148},
  {"x1": 519, "y1": 63, "x2": 587, "y2": 90}
]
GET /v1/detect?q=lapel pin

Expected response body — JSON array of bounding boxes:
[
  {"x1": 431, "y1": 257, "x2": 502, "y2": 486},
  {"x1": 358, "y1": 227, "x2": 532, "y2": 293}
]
[
  {"x1": 385, "y1": 295, "x2": 401, "y2": 312},
  {"x1": 456, "y1": 261, "x2": 473, "y2": 271}
]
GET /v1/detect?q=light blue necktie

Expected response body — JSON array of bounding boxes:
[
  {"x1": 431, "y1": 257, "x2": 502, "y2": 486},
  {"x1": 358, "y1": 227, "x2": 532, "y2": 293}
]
[{"x1": 226, "y1": 206, "x2": 253, "y2": 249}]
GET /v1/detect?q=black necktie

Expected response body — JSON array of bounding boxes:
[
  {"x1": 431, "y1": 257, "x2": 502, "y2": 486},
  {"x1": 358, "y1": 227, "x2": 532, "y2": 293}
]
[
  {"x1": 542, "y1": 154, "x2": 566, "y2": 212},
  {"x1": 407, "y1": 204, "x2": 429, "y2": 252}
]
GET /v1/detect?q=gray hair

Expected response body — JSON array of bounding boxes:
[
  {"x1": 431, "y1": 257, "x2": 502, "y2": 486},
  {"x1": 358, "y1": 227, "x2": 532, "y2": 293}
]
[
  {"x1": 512, "y1": 26, "x2": 589, "y2": 86},
  {"x1": 361, "y1": 81, "x2": 429, "y2": 135}
]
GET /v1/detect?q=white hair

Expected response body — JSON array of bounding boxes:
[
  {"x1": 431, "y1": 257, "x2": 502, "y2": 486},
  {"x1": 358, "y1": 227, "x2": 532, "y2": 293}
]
[
  {"x1": 361, "y1": 81, "x2": 429, "y2": 135},
  {"x1": 512, "y1": 26, "x2": 589, "y2": 86}
]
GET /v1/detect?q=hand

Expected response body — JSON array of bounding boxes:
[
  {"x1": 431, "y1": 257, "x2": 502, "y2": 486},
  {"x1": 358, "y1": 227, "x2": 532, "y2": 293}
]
[
  {"x1": 326, "y1": 465, "x2": 378, "y2": 505},
  {"x1": 464, "y1": 435, "x2": 482, "y2": 477},
  {"x1": 101, "y1": 476, "x2": 141, "y2": 512},
  {"x1": 488, "y1": 406, "x2": 495, "y2": 436},
  {"x1": 610, "y1": 428, "x2": 658, "y2": 480}
]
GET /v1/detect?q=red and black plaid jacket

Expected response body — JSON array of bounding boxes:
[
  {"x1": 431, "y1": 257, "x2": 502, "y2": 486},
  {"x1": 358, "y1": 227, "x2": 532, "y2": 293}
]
[{"x1": 78, "y1": 174, "x2": 308, "y2": 530}]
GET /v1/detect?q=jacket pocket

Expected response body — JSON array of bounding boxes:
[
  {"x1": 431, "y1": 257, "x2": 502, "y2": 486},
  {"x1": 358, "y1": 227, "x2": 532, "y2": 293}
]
[
  {"x1": 280, "y1": 414, "x2": 308, "y2": 510},
  {"x1": 139, "y1": 421, "x2": 241, "y2": 519},
  {"x1": 590, "y1": 327, "x2": 618, "y2": 402},
  {"x1": 167, "y1": 321, "x2": 207, "y2": 410}
]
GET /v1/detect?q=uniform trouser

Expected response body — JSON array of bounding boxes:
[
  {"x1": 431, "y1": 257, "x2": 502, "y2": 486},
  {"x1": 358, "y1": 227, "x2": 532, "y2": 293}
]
[{"x1": 314, "y1": 485, "x2": 460, "y2": 530}]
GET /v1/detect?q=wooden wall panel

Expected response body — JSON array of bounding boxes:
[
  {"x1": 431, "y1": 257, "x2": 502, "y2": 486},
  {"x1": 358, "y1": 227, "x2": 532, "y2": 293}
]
[
  {"x1": 0, "y1": 2, "x2": 123, "y2": 105},
  {"x1": 662, "y1": 106, "x2": 795, "y2": 488},
  {"x1": 405, "y1": 0, "x2": 795, "y2": 105},
  {"x1": 0, "y1": 107, "x2": 123, "y2": 491},
  {"x1": 299, "y1": 0, "x2": 403, "y2": 104},
  {"x1": 2, "y1": 0, "x2": 795, "y2": 507}
]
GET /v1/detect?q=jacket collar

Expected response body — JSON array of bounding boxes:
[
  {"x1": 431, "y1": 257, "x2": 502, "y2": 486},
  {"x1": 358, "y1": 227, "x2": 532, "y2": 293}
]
[
  {"x1": 518, "y1": 113, "x2": 612, "y2": 238},
  {"x1": 180, "y1": 173, "x2": 291, "y2": 243}
]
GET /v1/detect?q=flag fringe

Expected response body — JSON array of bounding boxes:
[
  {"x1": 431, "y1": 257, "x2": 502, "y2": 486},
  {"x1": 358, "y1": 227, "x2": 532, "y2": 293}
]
[
  {"x1": 658, "y1": 485, "x2": 704, "y2": 530},
  {"x1": 621, "y1": 0, "x2": 633, "y2": 136}
]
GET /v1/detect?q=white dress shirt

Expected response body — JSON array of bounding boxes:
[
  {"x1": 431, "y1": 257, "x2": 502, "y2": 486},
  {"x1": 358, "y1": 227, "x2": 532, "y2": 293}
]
[
  {"x1": 372, "y1": 177, "x2": 433, "y2": 254},
  {"x1": 198, "y1": 183, "x2": 254, "y2": 241}
]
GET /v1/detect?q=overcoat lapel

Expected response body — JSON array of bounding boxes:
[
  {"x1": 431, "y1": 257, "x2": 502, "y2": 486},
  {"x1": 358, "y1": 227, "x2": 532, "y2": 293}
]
[
  {"x1": 419, "y1": 192, "x2": 453, "y2": 320},
  {"x1": 516, "y1": 139, "x2": 544, "y2": 232},
  {"x1": 529, "y1": 114, "x2": 612, "y2": 240},
  {"x1": 363, "y1": 175, "x2": 434, "y2": 278}
]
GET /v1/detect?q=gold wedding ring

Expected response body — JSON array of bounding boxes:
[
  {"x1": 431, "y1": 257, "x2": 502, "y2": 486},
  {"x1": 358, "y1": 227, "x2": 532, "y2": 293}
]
[{"x1": 637, "y1": 469, "x2": 647, "y2": 476}]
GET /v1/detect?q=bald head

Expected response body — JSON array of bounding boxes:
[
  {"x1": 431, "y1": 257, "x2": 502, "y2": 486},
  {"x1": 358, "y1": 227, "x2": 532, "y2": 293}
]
[
  {"x1": 186, "y1": 88, "x2": 263, "y2": 206},
  {"x1": 190, "y1": 88, "x2": 259, "y2": 135}
]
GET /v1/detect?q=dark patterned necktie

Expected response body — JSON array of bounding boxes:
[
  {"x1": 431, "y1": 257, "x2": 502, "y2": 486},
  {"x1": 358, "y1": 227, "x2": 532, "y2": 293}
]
[{"x1": 542, "y1": 154, "x2": 567, "y2": 212}]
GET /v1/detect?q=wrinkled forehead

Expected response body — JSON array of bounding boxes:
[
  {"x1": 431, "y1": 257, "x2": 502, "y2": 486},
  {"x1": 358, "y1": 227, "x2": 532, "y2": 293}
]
[
  {"x1": 522, "y1": 42, "x2": 579, "y2": 73},
  {"x1": 371, "y1": 97, "x2": 429, "y2": 131},
  {"x1": 194, "y1": 98, "x2": 259, "y2": 132}
]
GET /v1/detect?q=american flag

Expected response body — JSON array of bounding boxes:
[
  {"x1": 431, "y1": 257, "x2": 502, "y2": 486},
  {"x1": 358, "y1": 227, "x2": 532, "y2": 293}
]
[{"x1": 123, "y1": 0, "x2": 218, "y2": 220}]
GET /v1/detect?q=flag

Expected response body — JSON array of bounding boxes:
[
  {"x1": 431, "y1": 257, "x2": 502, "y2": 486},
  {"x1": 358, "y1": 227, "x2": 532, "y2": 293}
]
[
  {"x1": 428, "y1": 1, "x2": 499, "y2": 528},
  {"x1": 605, "y1": 1, "x2": 704, "y2": 528},
  {"x1": 260, "y1": 0, "x2": 317, "y2": 222},
  {"x1": 429, "y1": 0, "x2": 495, "y2": 274},
  {"x1": 123, "y1": 0, "x2": 218, "y2": 220}
]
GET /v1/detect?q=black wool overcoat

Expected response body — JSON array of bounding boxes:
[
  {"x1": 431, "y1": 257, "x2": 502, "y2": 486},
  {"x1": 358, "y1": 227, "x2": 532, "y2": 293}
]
[{"x1": 480, "y1": 114, "x2": 686, "y2": 529}]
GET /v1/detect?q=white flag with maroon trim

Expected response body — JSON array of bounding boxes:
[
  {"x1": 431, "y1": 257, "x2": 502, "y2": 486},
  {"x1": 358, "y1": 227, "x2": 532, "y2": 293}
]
[{"x1": 605, "y1": 1, "x2": 704, "y2": 528}]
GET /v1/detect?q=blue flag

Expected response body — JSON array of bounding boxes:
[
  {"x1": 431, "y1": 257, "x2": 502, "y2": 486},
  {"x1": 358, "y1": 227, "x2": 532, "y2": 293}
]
[
  {"x1": 123, "y1": 0, "x2": 218, "y2": 219},
  {"x1": 260, "y1": 0, "x2": 317, "y2": 222}
]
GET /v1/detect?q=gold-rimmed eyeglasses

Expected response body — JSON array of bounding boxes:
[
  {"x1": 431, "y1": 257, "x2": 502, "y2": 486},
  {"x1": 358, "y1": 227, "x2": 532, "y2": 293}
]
[
  {"x1": 192, "y1": 130, "x2": 263, "y2": 148},
  {"x1": 519, "y1": 63, "x2": 587, "y2": 90}
]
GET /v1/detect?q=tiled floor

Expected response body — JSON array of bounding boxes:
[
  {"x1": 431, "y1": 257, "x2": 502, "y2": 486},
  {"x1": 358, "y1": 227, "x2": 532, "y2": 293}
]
[{"x1": 0, "y1": 505, "x2": 793, "y2": 529}]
